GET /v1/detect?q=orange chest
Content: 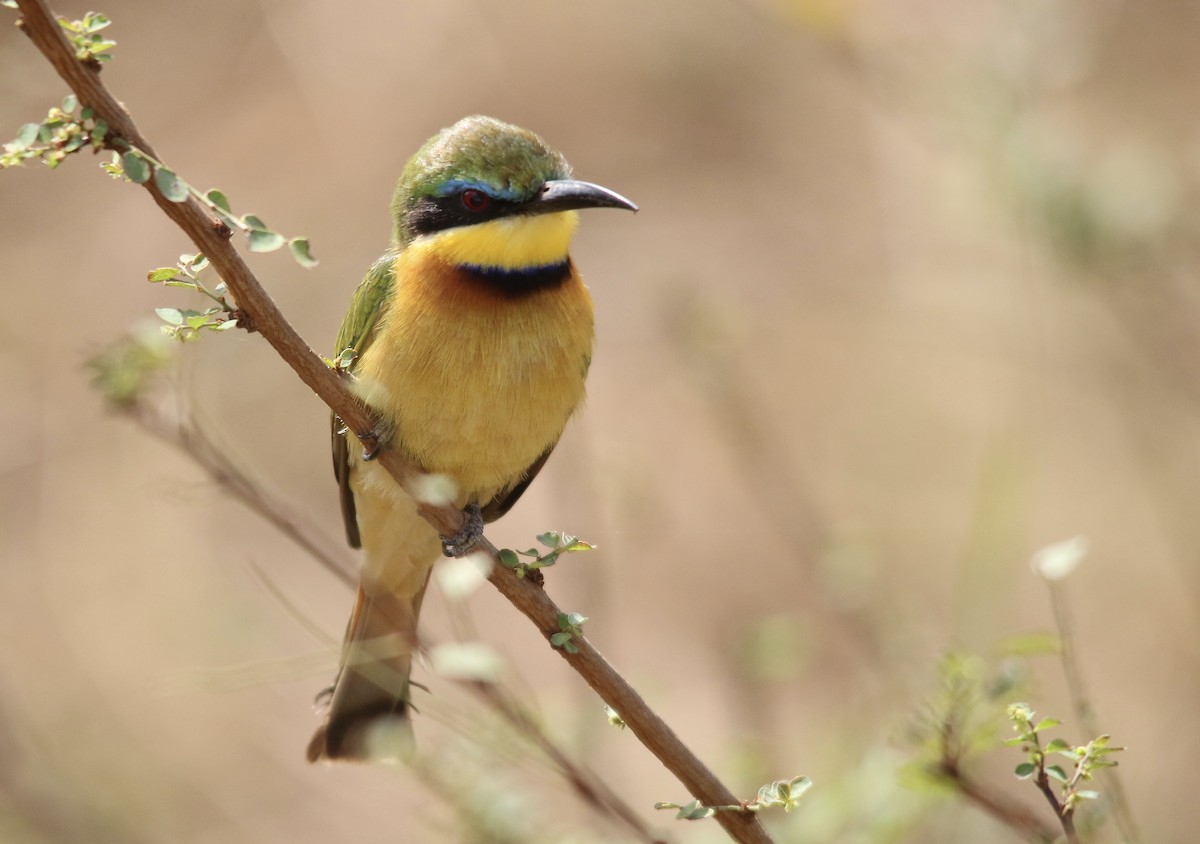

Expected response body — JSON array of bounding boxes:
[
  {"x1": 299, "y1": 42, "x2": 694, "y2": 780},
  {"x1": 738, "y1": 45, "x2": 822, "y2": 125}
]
[{"x1": 353, "y1": 253, "x2": 594, "y2": 499}]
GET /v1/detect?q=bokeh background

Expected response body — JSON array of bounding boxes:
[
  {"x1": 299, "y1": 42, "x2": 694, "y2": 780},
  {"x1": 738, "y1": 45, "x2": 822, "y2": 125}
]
[{"x1": 3, "y1": 1, "x2": 1199, "y2": 841}]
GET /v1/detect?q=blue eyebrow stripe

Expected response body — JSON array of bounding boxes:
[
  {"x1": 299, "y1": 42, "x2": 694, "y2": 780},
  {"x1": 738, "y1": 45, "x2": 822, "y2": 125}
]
[{"x1": 435, "y1": 178, "x2": 525, "y2": 202}]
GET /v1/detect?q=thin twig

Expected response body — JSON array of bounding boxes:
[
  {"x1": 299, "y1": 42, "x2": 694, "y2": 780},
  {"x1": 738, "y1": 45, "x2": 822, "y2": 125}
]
[
  {"x1": 937, "y1": 758, "x2": 1060, "y2": 844},
  {"x1": 1048, "y1": 581, "x2": 1140, "y2": 843},
  {"x1": 1031, "y1": 765, "x2": 1077, "y2": 844},
  {"x1": 129, "y1": 401, "x2": 357, "y2": 588},
  {"x1": 468, "y1": 681, "x2": 670, "y2": 844},
  {"x1": 12, "y1": 2, "x2": 773, "y2": 840}
]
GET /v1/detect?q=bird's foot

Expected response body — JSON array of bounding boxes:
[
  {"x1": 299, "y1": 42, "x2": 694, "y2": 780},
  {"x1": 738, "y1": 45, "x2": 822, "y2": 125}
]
[
  {"x1": 313, "y1": 683, "x2": 335, "y2": 708},
  {"x1": 359, "y1": 425, "x2": 385, "y2": 461},
  {"x1": 440, "y1": 502, "x2": 484, "y2": 557}
]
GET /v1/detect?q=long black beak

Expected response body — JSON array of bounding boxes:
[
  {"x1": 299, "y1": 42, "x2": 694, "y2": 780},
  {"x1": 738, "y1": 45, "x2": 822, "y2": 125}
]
[{"x1": 522, "y1": 179, "x2": 638, "y2": 216}]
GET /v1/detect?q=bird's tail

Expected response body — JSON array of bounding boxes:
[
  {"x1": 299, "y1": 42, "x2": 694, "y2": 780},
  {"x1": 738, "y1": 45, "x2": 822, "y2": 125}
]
[{"x1": 306, "y1": 579, "x2": 427, "y2": 762}]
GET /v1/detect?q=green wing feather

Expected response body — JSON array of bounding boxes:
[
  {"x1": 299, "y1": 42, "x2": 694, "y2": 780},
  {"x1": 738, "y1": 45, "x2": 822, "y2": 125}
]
[{"x1": 332, "y1": 255, "x2": 396, "y2": 548}]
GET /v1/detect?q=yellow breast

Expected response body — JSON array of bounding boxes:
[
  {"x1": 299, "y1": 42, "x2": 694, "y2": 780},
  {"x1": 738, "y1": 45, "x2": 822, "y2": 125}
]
[{"x1": 352, "y1": 241, "x2": 593, "y2": 505}]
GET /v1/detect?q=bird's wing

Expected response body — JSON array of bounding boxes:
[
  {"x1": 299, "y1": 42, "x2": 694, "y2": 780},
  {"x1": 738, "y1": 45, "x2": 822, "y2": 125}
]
[
  {"x1": 332, "y1": 255, "x2": 397, "y2": 548},
  {"x1": 479, "y1": 444, "x2": 556, "y2": 523}
]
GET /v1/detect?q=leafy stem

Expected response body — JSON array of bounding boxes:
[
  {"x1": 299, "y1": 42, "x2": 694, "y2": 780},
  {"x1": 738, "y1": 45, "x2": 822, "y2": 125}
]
[
  {"x1": 1006, "y1": 703, "x2": 1124, "y2": 843},
  {"x1": 498, "y1": 531, "x2": 595, "y2": 579},
  {"x1": 655, "y1": 776, "x2": 812, "y2": 821}
]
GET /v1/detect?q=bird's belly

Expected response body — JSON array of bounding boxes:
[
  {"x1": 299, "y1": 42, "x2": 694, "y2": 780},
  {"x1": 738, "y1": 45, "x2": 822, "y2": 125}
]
[{"x1": 395, "y1": 359, "x2": 583, "y2": 501}]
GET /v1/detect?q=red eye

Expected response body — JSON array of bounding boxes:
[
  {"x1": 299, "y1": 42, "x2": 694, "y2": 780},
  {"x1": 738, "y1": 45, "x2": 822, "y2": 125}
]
[{"x1": 461, "y1": 189, "x2": 491, "y2": 212}]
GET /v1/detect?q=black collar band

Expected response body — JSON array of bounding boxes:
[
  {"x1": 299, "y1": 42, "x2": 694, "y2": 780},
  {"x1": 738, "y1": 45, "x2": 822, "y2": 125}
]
[{"x1": 458, "y1": 260, "x2": 572, "y2": 297}]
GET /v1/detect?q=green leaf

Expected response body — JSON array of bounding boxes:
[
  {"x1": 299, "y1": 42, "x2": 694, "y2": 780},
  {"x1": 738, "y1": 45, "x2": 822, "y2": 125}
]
[
  {"x1": 205, "y1": 188, "x2": 231, "y2": 212},
  {"x1": 1076, "y1": 790, "x2": 1100, "y2": 801},
  {"x1": 154, "y1": 166, "x2": 188, "y2": 202},
  {"x1": 155, "y1": 307, "x2": 183, "y2": 326},
  {"x1": 122, "y1": 150, "x2": 150, "y2": 183},
  {"x1": 242, "y1": 213, "x2": 268, "y2": 229},
  {"x1": 288, "y1": 237, "x2": 318, "y2": 268},
  {"x1": 61, "y1": 94, "x2": 78, "y2": 113},
  {"x1": 1034, "y1": 717, "x2": 1062, "y2": 732},
  {"x1": 550, "y1": 632, "x2": 571, "y2": 647},
  {"x1": 1014, "y1": 762, "x2": 1036, "y2": 779},
  {"x1": 537, "y1": 531, "x2": 561, "y2": 547},
  {"x1": 147, "y1": 267, "x2": 179, "y2": 282},
  {"x1": 90, "y1": 118, "x2": 108, "y2": 143},
  {"x1": 1, "y1": 1, "x2": 19, "y2": 9},
  {"x1": 248, "y1": 228, "x2": 286, "y2": 252},
  {"x1": 14, "y1": 123, "x2": 39, "y2": 149},
  {"x1": 215, "y1": 318, "x2": 239, "y2": 331},
  {"x1": 1045, "y1": 738, "x2": 1071, "y2": 753},
  {"x1": 1046, "y1": 765, "x2": 1068, "y2": 783},
  {"x1": 498, "y1": 548, "x2": 520, "y2": 568},
  {"x1": 675, "y1": 800, "x2": 714, "y2": 820}
]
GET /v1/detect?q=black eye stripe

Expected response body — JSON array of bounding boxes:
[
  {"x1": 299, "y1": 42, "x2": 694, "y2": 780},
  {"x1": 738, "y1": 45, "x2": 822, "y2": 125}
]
[{"x1": 408, "y1": 193, "x2": 516, "y2": 236}]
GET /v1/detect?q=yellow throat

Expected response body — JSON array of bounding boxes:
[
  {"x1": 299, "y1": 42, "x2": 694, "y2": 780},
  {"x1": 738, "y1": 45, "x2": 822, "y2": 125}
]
[{"x1": 407, "y1": 210, "x2": 580, "y2": 270}]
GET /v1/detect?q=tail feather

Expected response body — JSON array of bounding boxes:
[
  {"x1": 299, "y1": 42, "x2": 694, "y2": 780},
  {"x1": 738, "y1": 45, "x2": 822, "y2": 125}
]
[{"x1": 307, "y1": 582, "x2": 424, "y2": 762}]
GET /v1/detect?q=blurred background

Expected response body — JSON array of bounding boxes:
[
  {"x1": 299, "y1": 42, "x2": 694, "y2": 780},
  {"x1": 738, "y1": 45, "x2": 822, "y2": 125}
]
[{"x1": 3, "y1": 0, "x2": 1199, "y2": 841}]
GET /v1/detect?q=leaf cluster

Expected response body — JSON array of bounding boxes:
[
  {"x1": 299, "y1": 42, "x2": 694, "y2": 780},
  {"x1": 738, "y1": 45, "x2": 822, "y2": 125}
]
[
  {"x1": 146, "y1": 253, "x2": 240, "y2": 341},
  {"x1": 1006, "y1": 703, "x2": 1123, "y2": 817},
  {"x1": 1, "y1": 94, "x2": 107, "y2": 169},
  {"x1": 549, "y1": 611, "x2": 587, "y2": 654},
  {"x1": 107, "y1": 152, "x2": 317, "y2": 268},
  {"x1": 498, "y1": 531, "x2": 594, "y2": 579},
  {"x1": 56, "y1": 11, "x2": 116, "y2": 64}
]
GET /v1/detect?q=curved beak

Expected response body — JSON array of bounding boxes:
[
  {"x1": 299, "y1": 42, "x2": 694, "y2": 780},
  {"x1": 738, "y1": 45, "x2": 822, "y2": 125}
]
[{"x1": 522, "y1": 179, "x2": 639, "y2": 216}]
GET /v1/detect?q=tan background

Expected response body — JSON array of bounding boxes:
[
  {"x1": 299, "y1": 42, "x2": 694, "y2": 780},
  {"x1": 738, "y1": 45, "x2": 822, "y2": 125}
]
[{"x1": 2, "y1": 1, "x2": 1198, "y2": 842}]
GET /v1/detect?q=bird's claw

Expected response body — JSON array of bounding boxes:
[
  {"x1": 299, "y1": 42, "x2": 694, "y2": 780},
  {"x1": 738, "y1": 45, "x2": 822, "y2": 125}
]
[
  {"x1": 440, "y1": 502, "x2": 484, "y2": 557},
  {"x1": 359, "y1": 426, "x2": 384, "y2": 461}
]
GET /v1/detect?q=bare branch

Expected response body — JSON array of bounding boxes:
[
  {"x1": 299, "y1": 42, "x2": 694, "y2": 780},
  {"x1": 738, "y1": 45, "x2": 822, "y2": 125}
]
[{"x1": 937, "y1": 758, "x2": 1060, "y2": 844}]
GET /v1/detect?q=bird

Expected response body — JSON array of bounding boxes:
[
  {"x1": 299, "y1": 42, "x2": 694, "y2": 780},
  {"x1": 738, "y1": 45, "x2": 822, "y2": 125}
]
[{"x1": 307, "y1": 115, "x2": 636, "y2": 762}]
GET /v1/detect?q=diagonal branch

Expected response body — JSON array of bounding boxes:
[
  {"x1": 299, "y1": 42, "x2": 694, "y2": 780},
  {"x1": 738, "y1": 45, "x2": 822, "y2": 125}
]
[{"x1": 11, "y1": 1, "x2": 776, "y2": 841}]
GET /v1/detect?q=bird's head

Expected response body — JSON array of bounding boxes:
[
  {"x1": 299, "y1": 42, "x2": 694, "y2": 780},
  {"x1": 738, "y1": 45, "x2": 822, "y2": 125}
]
[{"x1": 391, "y1": 116, "x2": 636, "y2": 270}]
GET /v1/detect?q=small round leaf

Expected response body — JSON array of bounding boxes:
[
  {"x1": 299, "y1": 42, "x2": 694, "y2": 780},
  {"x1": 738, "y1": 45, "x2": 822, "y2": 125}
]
[
  {"x1": 154, "y1": 166, "x2": 188, "y2": 202},
  {"x1": 122, "y1": 150, "x2": 150, "y2": 183},
  {"x1": 248, "y1": 228, "x2": 286, "y2": 252}
]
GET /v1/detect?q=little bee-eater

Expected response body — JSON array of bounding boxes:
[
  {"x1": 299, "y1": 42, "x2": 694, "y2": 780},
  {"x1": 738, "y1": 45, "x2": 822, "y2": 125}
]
[{"x1": 308, "y1": 115, "x2": 636, "y2": 762}]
